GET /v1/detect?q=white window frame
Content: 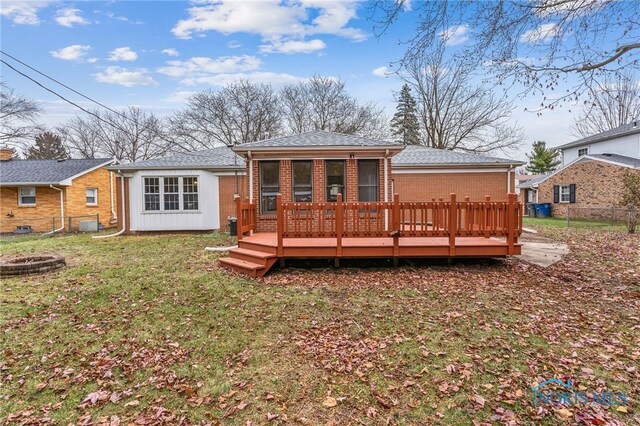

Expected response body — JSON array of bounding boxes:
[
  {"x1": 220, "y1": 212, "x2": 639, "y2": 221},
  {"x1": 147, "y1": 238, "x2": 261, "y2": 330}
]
[
  {"x1": 142, "y1": 176, "x2": 199, "y2": 212},
  {"x1": 577, "y1": 147, "x2": 589, "y2": 156},
  {"x1": 18, "y1": 187, "x2": 36, "y2": 206},
  {"x1": 559, "y1": 185, "x2": 571, "y2": 203},
  {"x1": 86, "y1": 188, "x2": 98, "y2": 206}
]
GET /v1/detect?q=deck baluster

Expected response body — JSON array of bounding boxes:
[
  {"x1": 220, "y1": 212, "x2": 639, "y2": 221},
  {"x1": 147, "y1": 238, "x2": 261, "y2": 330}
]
[{"x1": 449, "y1": 193, "x2": 456, "y2": 256}]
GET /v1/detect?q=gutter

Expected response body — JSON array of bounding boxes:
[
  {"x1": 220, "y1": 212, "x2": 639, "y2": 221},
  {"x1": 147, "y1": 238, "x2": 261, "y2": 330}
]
[{"x1": 43, "y1": 185, "x2": 65, "y2": 235}]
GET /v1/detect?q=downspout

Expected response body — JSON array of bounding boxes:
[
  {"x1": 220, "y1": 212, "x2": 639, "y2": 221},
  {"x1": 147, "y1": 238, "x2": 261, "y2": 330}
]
[
  {"x1": 109, "y1": 171, "x2": 117, "y2": 223},
  {"x1": 44, "y1": 185, "x2": 65, "y2": 235},
  {"x1": 248, "y1": 151, "x2": 253, "y2": 203},
  {"x1": 507, "y1": 165, "x2": 513, "y2": 193},
  {"x1": 93, "y1": 171, "x2": 126, "y2": 239},
  {"x1": 384, "y1": 149, "x2": 389, "y2": 231}
]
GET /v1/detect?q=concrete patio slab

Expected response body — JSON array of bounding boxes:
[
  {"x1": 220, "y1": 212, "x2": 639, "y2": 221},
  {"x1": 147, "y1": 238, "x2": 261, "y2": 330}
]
[{"x1": 515, "y1": 241, "x2": 570, "y2": 268}]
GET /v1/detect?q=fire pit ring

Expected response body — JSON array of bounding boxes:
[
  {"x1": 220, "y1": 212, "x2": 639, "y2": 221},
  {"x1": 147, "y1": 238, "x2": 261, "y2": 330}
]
[{"x1": 0, "y1": 254, "x2": 66, "y2": 277}]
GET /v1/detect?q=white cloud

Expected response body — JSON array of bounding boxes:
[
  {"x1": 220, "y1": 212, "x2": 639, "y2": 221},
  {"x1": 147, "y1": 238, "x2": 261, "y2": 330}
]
[
  {"x1": 55, "y1": 7, "x2": 89, "y2": 27},
  {"x1": 108, "y1": 47, "x2": 138, "y2": 62},
  {"x1": 227, "y1": 40, "x2": 242, "y2": 49},
  {"x1": 441, "y1": 24, "x2": 469, "y2": 46},
  {"x1": 105, "y1": 11, "x2": 143, "y2": 24},
  {"x1": 182, "y1": 71, "x2": 303, "y2": 87},
  {"x1": 521, "y1": 23, "x2": 559, "y2": 43},
  {"x1": 0, "y1": 1, "x2": 51, "y2": 25},
  {"x1": 157, "y1": 55, "x2": 262, "y2": 78},
  {"x1": 171, "y1": 0, "x2": 365, "y2": 51},
  {"x1": 50, "y1": 44, "x2": 92, "y2": 61},
  {"x1": 260, "y1": 38, "x2": 325, "y2": 54},
  {"x1": 161, "y1": 48, "x2": 180, "y2": 57},
  {"x1": 372, "y1": 66, "x2": 390, "y2": 77},
  {"x1": 94, "y1": 66, "x2": 157, "y2": 87},
  {"x1": 163, "y1": 90, "x2": 197, "y2": 104}
]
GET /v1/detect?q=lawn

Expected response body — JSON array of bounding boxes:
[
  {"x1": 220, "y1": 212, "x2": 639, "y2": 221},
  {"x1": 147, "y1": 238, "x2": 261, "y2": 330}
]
[
  {"x1": 522, "y1": 216, "x2": 628, "y2": 232},
  {"x1": 1, "y1": 225, "x2": 639, "y2": 425}
]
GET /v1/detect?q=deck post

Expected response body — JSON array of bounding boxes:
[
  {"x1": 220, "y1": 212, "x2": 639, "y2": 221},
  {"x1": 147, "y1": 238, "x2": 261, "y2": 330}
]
[
  {"x1": 484, "y1": 195, "x2": 491, "y2": 238},
  {"x1": 392, "y1": 193, "x2": 400, "y2": 258},
  {"x1": 507, "y1": 193, "x2": 516, "y2": 255},
  {"x1": 336, "y1": 193, "x2": 343, "y2": 257},
  {"x1": 449, "y1": 193, "x2": 456, "y2": 256},
  {"x1": 276, "y1": 194, "x2": 284, "y2": 257},
  {"x1": 235, "y1": 196, "x2": 243, "y2": 240}
]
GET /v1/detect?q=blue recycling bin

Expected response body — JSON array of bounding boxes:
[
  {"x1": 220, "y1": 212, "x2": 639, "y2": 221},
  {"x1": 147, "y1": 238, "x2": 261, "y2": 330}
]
[{"x1": 533, "y1": 203, "x2": 551, "y2": 218}]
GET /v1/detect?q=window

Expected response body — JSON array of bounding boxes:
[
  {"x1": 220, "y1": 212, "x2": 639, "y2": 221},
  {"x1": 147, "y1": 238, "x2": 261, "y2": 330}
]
[
  {"x1": 292, "y1": 161, "x2": 312, "y2": 202},
  {"x1": 144, "y1": 177, "x2": 160, "y2": 211},
  {"x1": 260, "y1": 161, "x2": 279, "y2": 214},
  {"x1": 163, "y1": 177, "x2": 179, "y2": 210},
  {"x1": 144, "y1": 176, "x2": 199, "y2": 211},
  {"x1": 325, "y1": 160, "x2": 345, "y2": 202},
  {"x1": 86, "y1": 188, "x2": 98, "y2": 206},
  {"x1": 183, "y1": 177, "x2": 199, "y2": 210},
  {"x1": 578, "y1": 147, "x2": 588, "y2": 156},
  {"x1": 559, "y1": 185, "x2": 571, "y2": 203},
  {"x1": 18, "y1": 187, "x2": 36, "y2": 206},
  {"x1": 358, "y1": 160, "x2": 379, "y2": 202}
]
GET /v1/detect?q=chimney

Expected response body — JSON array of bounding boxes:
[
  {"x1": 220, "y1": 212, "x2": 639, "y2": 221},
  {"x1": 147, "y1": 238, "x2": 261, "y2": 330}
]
[{"x1": 0, "y1": 148, "x2": 14, "y2": 161}]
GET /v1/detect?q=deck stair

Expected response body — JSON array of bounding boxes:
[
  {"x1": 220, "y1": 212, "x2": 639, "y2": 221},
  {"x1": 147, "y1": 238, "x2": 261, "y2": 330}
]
[{"x1": 218, "y1": 243, "x2": 277, "y2": 278}]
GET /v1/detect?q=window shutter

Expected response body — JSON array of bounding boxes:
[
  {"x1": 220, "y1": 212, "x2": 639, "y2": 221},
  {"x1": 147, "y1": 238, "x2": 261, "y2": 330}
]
[
  {"x1": 553, "y1": 185, "x2": 559, "y2": 203},
  {"x1": 569, "y1": 184, "x2": 576, "y2": 203}
]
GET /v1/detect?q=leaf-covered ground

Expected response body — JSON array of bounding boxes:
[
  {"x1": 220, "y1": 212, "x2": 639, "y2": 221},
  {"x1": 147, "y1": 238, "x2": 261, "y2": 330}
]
[{"x1": 1, "y1": 226, "x2": 638, "y2": 425}]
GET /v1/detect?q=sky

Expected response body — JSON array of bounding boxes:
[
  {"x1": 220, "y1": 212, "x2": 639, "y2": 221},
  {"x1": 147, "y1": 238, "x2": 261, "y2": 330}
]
[{"x1": 1, "y1": 0, "x2": 582, "y2": 161}]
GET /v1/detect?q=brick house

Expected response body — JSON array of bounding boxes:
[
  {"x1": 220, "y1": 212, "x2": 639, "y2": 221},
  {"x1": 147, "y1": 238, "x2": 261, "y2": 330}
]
[
  {"x1": 0, "y1": 148, "x2": 116, "y2": 233},
  {"x1": 521, "y1": 122, "x2": 640, "y2": 218},
  {"x1": 113, "y1": 131, "x2": 523, "y2": 234}
]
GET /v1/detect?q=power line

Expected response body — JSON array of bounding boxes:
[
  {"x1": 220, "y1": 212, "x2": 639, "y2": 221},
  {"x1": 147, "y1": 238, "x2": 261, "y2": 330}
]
[{"x1": 1, "y1": 50, "x2": 137, "y2": 125}]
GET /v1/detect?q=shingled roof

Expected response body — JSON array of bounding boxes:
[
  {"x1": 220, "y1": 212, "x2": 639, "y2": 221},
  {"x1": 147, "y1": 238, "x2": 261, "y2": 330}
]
[
  {"x1": 392, "y1": 145, "x2": 524, "y2": 167},
  {"x1": 0, "y1": 158, "x2": 114, "y2": 185},
  {"x1": 232, "y1": 131, "x2": 402, "y2": 151},
  {"x1": 554, "y1": 121, "x2": 640, "y2": 150},
  {"x1": 112, "y1": 146, "x2": 244, "y2": 171}
]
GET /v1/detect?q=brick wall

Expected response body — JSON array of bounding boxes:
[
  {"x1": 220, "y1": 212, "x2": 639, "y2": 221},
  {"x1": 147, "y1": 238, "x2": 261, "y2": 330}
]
[
  {"x1": 0, "y1": 167, "x2": 115, "y2": 233},
  {"x1": 537, "y1": 159, "x2": 640, "y2": 218},
  {"x1": 218, "y1": 174, "x2": 246, "y2": 231},
  {"x1": 392, "y1": 171, "x2": 511, "y2": 202}
]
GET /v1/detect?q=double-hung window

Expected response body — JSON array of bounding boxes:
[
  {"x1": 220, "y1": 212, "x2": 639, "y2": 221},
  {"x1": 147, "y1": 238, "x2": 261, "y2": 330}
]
[
  {"x1": 358, "y1": 160, "x2": 379, "y2": 202},
  {"x1": 292, "y1": 161, "x2": 312, "y2": 202},
  {"x1": 325, "y1": 160, "x2": 345, "y2": 202},
  {"x1": 86, "y1": 188, "x2": 98, "y2": 206},
  {"x1": 143, "y1": 176, "x2": 198, "y2": 211},
  {"x1": 18, "y1": 187, "x2": 36, "y2": 206},
  {"x1": 559, "y1": 185, "x2": 571, "y2": 203},
  {"x1": 260, "y1": 161, "x2": 279, "y2": 214}
]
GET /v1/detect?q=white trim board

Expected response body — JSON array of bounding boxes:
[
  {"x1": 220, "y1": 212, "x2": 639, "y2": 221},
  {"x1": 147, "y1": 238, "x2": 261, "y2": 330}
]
[{"x1": 392, "y1": 168, "x2": 511, "y2": 174}]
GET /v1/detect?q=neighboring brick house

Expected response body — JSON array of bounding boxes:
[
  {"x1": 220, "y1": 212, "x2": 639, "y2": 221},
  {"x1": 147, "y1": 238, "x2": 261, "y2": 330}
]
[
  {"x1": 0, "y1": 148, "x2": 116, "y2": 233},
  {"x1": 111, "y1": 146, "x2": 246, "y2": 233}
]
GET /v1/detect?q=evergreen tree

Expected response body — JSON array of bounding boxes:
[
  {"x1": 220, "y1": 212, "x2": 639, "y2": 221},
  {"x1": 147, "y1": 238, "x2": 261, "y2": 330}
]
[
  {"x1": 525, "y1": 141, "x2": 561, "y2": 174},
  {"x1": 26, "y1": 132, "x2": 68, "y2": 160},
  {"x1": 390, "y1": 84, "x2": 420, "y2": 145}
]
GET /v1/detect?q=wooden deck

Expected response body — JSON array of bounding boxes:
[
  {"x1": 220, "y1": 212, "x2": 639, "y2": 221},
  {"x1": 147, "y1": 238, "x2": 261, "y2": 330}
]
[{"x1": 218, "y1": 192, "x2": 523, "y2": 277}]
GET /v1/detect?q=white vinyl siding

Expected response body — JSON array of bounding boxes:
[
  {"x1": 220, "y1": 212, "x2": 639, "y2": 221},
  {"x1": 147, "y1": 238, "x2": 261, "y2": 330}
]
[
  {"x1": 129, "y1": 170, "x2": 219, "y2": 231},
  {"x1": 561, "y1": 132, "x2": 640, "y2": 165}
]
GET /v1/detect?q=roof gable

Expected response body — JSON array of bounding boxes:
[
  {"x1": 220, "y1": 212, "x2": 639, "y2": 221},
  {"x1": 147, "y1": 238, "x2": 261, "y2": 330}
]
[{"x1": 0, "y1": 158, "x2": 114, "y2": 185}]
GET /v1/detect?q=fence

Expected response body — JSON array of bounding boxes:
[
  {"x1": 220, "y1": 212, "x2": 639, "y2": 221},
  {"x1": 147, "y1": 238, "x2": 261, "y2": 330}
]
[
  {"x1": 565, "y1": 206, "x2": 633, "y2": 228},
  {"x1": 1, "y1": 214, "x2": 104, "y2": 235}
]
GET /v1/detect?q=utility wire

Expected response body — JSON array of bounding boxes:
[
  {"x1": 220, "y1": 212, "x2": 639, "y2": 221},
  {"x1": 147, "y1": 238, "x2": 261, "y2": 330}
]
[{"x1": 1, "y1": 50, "x2": 137, "y2": 125}]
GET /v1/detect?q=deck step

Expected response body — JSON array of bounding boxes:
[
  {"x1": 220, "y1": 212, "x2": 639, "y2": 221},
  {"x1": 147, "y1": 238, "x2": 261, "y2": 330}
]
[
  {"x1": 218, "y1": 257, "x2": 264, "y2": 278},
  {"x1": 238, "y1": 240, "x2": 277, "y2": 255}
]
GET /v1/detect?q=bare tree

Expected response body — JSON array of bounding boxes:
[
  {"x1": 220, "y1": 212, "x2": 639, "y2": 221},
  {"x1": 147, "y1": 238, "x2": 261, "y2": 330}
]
[
  {"x1": 403, "y1": 49, "x2": 524, "y2": 153},
  {"x1": 373, "y1": 0, "x2": 640, "y2": 106},
  {"x1": 0, "y1": 82, "x2": 41, "y2": 147},
  {"x1": 60, "y1": 107, "x2": 171, "y2": 162},
  {"x1": 281, "y1": 76, "x2": 389, "y2": 139},
  {"x1": 167, "y1": 80, "x2": 281, "y2": 150},
  {"x1": 573, "y1": 72, "x2": 640, "y2": 137}
]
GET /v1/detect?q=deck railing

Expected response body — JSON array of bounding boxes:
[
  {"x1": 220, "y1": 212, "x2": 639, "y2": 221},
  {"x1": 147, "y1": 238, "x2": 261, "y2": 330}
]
[
  {"x1": 235, "y1": 197, "x2": 257, "y2": 240},
  {"x1": 269, "y1": 193, "x2": 522, "y2": 256}
]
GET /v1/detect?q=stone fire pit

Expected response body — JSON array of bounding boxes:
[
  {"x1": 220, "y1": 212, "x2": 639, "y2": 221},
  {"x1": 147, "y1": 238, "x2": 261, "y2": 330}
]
[{"x1": 0, "y1": 255, "x2": 66, "y2": 277}]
